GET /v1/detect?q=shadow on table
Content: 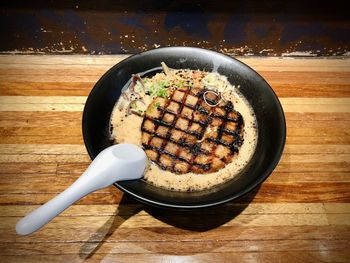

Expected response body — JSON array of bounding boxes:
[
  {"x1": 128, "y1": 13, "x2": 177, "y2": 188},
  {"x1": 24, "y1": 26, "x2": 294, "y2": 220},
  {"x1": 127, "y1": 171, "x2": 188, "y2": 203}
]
[
  {"x1": 145, "y1": 186, "x2": 260, "y2": 231},
  {"x1": 78, "y1": 194, "x2": 144, "y2": 259},
  {"x1": 79, "y1": 186, "x2": 260, "y2": 258}
]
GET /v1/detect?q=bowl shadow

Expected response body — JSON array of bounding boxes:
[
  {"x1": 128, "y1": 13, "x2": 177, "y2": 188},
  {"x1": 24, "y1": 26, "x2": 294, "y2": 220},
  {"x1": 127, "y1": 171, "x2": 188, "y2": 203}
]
[
  {"x1": 79, "y1": 186, "x2": 260, "y2": 258},
  {"x1": 145, "y1": 186, "x2": 260, "y2": 231}
]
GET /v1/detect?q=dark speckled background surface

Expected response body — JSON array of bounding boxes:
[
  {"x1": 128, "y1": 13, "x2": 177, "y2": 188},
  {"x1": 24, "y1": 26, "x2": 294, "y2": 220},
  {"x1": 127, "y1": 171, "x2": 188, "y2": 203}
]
[{"x1": 0, "y1": 0, "x2": 349, "y2": 56}]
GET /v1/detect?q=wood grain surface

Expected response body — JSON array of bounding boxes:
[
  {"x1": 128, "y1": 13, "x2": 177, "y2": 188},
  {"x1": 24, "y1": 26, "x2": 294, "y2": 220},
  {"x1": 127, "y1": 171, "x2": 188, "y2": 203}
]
[{"x1": 0, "y1": 55, "x2": 349, "y2": 263}]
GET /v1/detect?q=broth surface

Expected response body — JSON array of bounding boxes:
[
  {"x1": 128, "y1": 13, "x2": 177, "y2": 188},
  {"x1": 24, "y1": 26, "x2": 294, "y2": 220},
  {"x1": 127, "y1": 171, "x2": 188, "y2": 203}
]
[{"x1": 111, "y1": 69, "x2": 257, "y2": 191}]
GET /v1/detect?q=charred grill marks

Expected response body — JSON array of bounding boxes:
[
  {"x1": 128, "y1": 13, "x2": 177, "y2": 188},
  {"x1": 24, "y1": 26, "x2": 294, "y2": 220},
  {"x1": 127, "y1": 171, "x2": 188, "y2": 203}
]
[{"x1": 141, "y1": 86, "x2": 244, "y2": 174}]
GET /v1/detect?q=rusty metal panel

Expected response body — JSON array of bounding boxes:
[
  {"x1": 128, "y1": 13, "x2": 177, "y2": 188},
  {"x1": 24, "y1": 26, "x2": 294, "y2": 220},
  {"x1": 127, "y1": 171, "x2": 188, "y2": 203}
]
[{"x1": 0, "y1": 0, "x2": 349, "y2": 56}]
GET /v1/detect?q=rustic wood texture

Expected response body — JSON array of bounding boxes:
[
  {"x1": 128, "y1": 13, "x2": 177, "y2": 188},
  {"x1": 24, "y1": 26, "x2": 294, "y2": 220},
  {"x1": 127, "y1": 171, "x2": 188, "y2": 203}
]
[{"x1": 0, "y1": 55, "x2": 349, "y2": 262}]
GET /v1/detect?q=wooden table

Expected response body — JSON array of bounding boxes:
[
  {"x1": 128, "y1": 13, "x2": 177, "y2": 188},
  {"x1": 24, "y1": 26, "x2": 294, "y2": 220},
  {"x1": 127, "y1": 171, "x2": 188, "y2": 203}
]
[{"x1": 0, "y1": 55, "x2": 349, "y2": 262}]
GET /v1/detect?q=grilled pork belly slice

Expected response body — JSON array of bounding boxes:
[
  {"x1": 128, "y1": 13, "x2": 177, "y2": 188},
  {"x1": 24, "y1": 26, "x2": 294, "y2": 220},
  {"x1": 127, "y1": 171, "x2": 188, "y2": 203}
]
[{"x1": 141, "y1": 86, "x2": 244, "y2": 174}]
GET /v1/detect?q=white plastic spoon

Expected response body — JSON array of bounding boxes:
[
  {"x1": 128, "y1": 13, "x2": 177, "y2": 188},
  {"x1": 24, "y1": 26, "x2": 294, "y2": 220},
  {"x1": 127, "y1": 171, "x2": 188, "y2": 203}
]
[{"x1": 16, "y1": 143, "x2": 147, "y2": 236}]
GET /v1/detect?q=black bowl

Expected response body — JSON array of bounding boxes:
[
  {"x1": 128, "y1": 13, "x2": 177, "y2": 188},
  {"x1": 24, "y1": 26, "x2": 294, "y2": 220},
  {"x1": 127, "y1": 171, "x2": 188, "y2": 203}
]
[{"x1": 82, "y1": 47, "x2": 286, "y2": 209}]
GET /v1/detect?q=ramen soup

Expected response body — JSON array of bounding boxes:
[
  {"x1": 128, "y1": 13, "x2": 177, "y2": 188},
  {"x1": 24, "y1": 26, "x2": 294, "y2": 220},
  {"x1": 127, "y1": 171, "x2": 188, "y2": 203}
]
[{"x1": 111, "y1": 63, "x2": 257, "y2": 191}]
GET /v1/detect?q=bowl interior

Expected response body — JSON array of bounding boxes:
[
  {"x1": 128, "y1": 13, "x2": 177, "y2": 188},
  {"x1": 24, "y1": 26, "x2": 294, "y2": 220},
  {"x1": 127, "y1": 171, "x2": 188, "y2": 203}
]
[{"x1": 82, "y1": 47, "x2": 286, "y2": 209}]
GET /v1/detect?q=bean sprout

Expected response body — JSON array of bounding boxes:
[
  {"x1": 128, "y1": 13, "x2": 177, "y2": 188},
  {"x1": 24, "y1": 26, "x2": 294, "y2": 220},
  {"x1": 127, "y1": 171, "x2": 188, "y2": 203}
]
[{"x1": 161, "y1": 62, "x2": 171, "y2": 76}]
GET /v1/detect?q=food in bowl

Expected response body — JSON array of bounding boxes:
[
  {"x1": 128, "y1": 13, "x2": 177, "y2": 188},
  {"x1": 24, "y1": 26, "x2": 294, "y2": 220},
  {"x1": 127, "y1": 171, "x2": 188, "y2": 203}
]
[{"x1": 110, "y1": 63, "x2": 257, "y2": 191}]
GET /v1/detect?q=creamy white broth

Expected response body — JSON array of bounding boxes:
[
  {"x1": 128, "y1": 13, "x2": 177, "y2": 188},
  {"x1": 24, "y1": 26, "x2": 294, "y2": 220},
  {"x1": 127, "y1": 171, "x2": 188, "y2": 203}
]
[{"x1": 110, "y1": 70, "x2": 257, "y2": 191}]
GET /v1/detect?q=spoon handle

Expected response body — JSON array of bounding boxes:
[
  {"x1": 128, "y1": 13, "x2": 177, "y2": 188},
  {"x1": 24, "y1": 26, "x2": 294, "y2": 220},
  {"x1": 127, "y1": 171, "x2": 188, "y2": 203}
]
[
  {"x1": 16, "y1": 177, "x2": 93, "y2": 235},
  {"x1": 15, "y1": 143, "x2": 147, "y2": 236}
]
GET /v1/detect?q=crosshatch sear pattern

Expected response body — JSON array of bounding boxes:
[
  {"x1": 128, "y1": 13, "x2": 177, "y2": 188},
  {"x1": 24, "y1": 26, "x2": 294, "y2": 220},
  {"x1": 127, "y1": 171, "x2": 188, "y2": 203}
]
[{"x1": 141, "y1": 86, "x2": 244, "y2": 174}]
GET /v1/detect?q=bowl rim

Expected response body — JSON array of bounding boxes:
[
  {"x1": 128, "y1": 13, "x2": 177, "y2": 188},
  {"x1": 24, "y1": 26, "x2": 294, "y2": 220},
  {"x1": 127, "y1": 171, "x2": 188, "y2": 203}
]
[{"x1": 82, "y1": 46, "x2": 287, "y2": 209}]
